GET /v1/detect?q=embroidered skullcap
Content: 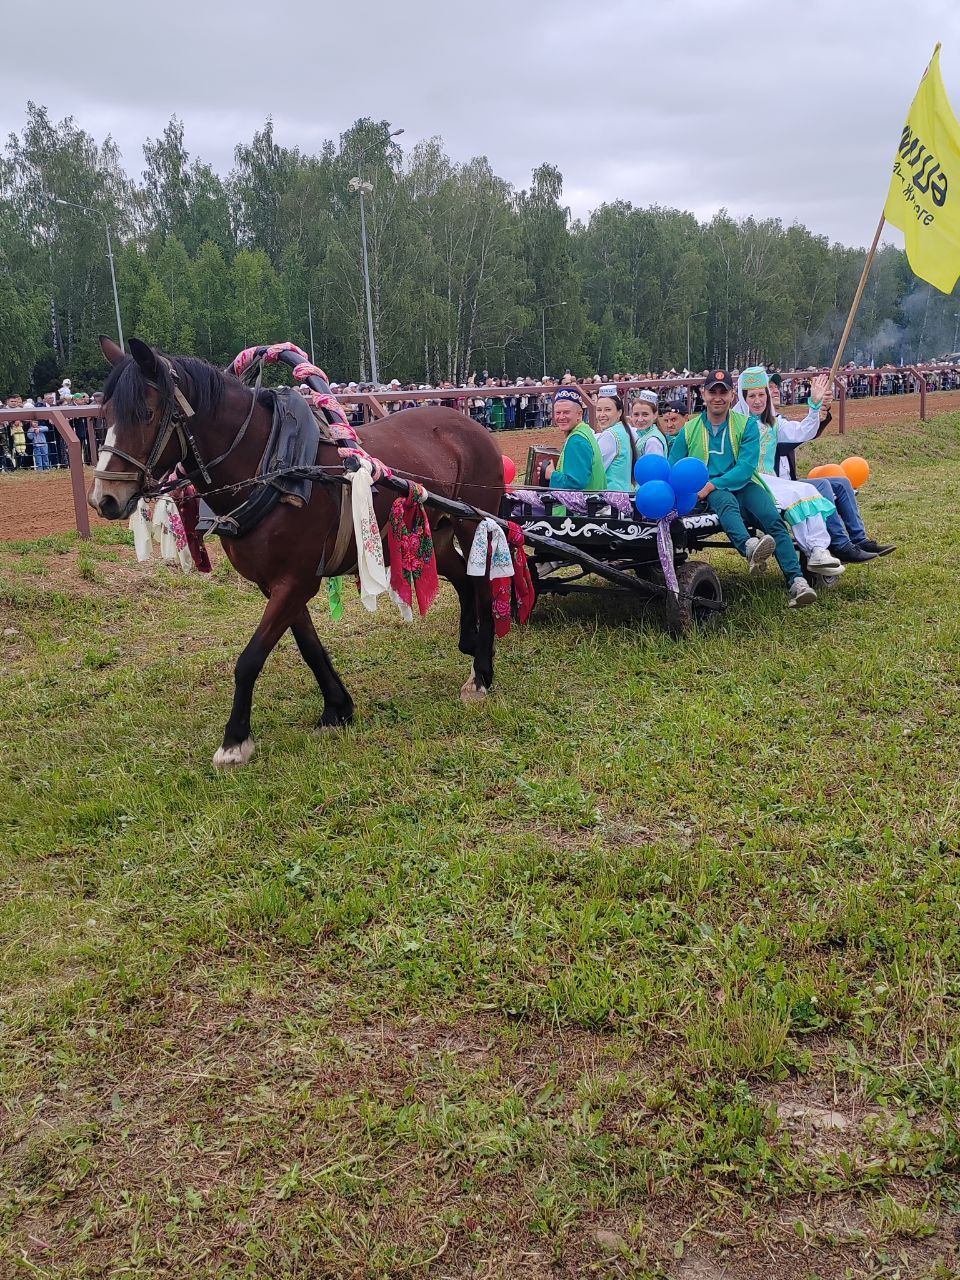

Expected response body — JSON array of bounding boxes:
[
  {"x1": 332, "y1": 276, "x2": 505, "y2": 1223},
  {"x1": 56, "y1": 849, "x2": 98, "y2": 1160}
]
[
  {"x1": 553, "y1": 387, "x2": 582, "y2": 404},
  {"x1": 598, "y1": 383, "x2": 618, "y2": 398},
  {"x1": 637, "y1": 389, "x2": 660, "y2": 408},
  {"x1": 739, "y1": 366, "x2": 769, "y2": 391}
]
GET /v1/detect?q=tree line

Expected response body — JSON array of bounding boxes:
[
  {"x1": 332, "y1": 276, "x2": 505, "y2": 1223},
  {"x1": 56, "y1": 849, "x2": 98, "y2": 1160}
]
[{"x1": 2, "y1": 104, "x2": 959, "y2": 395}]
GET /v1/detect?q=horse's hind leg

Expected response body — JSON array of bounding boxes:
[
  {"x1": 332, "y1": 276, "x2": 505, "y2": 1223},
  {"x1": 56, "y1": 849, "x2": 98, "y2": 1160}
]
[
  {"x1": 462, "y1": 575, "x2": 495, "y2": 704},
  {"x1": 440, "y1": 518, "x2": 494, "y2": 703},
  {"x1": 433, "y1": 520, "x2": 477, "y2": 656},
  {"x1": 214, "y1": 586, "x2": 306, "y2": 768},
  {"x1": 289, "y1": 607, "x2": 354, "y2": 728}
]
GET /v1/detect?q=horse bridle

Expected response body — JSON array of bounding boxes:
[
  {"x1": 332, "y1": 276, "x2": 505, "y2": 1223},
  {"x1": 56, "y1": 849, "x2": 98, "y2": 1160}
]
[{"x1": 94, "y1": 356, "x2": 258, "y2": 492}]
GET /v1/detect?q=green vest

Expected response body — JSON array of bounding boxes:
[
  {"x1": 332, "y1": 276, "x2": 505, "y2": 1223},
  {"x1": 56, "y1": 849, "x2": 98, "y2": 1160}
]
[
  {"x1": 557, "y1": 421, "x2": 606, "y2": 491},
  {"x1": 636, "y1": 422, "x2": 668, "y2": 456},
  {"x1": 603, "y1": 420, "x2": 635, "y2": 491},
  {"x1": 682, "y1": 410, "x2": 767, "y2": 490}
]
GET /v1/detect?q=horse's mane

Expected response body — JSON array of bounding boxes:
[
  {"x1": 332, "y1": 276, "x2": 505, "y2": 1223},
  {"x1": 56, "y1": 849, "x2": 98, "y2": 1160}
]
[{"x1": 102, "y1": 352, "x2": 253, "y2": 423}]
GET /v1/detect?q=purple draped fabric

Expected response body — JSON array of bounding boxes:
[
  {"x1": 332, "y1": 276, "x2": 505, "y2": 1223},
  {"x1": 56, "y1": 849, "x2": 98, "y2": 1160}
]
[{"x1": 508, "y1": 489, "x2": 636, "y2": 517}]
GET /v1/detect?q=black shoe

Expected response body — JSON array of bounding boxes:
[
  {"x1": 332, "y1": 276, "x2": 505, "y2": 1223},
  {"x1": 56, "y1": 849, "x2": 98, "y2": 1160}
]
[
  {"x1": 857, "y1": 539, "x2": 896, "y2": 556},
  {"x1": 831, "y1": 543, "x2": 877, "y2": 564}
]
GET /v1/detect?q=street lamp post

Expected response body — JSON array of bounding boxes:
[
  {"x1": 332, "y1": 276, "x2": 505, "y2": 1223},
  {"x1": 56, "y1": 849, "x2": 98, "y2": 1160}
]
[
  {"x1": 686, "y1": 309, "x2": 708, "y2": 373},
  {"x1": 349, "y1": 126, "x2": 403, "y2": 385},
  {"x1": 53, "y1": 197, "x2": 124, "y2": 351},
  {"x1": 541, "y1": 301, "x2": 567, "y2": 379}
]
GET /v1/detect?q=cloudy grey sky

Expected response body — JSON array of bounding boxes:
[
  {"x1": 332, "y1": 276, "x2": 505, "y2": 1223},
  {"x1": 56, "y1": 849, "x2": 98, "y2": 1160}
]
[{"x1": 4, "y1": 0, "x2": 959, "y2": 249}]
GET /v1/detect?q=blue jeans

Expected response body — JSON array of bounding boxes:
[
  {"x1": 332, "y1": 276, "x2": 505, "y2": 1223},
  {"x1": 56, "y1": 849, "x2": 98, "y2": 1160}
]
[
  {"x1": 809, "y1": 477, "x2": 866, "y2": 549},
  {"x1": 33, "y1": 445, "x2": 50, "y2": 470}
]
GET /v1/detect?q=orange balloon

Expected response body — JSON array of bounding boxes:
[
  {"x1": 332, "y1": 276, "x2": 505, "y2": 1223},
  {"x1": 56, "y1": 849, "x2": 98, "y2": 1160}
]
[
  {"x1": 841, "y1": 456, "x2": 870, "y2": 488},
  {"x1": 807, "y1": 463, "x2": 845, "y2": 479}
]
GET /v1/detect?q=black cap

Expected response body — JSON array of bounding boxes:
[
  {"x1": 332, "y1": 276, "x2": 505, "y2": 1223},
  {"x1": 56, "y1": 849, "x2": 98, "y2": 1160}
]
[
  {"x1": 662, "y1": 397, "x2": 688, "y2": 414},
  {"x1": 703, "y1": 369, "x2": 734, "y2": 391}
]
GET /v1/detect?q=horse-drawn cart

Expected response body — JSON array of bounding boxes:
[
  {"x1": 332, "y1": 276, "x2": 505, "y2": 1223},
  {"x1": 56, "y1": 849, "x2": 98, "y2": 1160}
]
[
  {"x1": 88, "y1": 337, "x2": 788, "y2": 765},
  {"x1": 499, "y1": 488, "x2": 727, "y2": 634}
]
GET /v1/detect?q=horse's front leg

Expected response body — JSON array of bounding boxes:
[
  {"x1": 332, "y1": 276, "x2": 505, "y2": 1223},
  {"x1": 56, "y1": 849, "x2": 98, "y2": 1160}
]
[
  {"x1": 289, "y1": 607, "x2": 354, "y2": 728},
  {"x1": 213, "y1": 586, "x2": 306, "y2": 768}
]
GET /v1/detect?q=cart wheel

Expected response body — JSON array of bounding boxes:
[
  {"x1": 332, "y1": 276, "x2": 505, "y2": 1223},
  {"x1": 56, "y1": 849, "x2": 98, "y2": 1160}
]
[{"x1": 665, "y1": 559, "x2": 723, "y2": 636}]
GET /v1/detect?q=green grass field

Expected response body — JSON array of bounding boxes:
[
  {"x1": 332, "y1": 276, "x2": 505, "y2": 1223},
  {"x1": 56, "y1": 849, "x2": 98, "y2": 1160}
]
[{"x1": 2, "y1": 417, "x2": 959, "y2": 1279}]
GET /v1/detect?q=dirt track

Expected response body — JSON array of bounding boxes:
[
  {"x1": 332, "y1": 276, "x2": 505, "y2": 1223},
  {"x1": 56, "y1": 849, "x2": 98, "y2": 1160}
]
[{"x1": 3, "y1": 390, "x2": 960, "y2": 542}]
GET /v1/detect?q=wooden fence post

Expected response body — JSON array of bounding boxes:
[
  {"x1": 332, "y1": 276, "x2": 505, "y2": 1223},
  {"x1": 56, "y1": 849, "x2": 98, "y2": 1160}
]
[{"x1": 50, "y1": 410, "x2": 91, "y2": 539}]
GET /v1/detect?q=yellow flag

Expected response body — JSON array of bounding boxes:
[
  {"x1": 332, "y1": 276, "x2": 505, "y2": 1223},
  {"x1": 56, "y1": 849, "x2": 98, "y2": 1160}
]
[{"x1": 884, "y1": 44, "x2": 960, "y2": 294}]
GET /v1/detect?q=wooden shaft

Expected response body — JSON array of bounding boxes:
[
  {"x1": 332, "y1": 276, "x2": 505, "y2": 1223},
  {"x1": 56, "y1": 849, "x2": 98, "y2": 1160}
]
[
  {"x1": 324, "y1": 464, "x2": 723, "y2": 610},
  {"x1": 829, "y1": 214, "x2": 886, "y2": 384}
]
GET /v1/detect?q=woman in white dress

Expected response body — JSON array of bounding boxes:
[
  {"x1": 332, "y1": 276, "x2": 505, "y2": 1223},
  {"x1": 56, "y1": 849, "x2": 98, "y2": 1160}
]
[{"x1": 735, "y1": 368, "x2": 842, "y2": 576}]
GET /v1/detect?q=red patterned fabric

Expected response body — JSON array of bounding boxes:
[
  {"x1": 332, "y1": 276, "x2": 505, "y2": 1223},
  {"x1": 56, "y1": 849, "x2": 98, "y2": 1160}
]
[
  {"x1": 386, "y1": 494, "x2": 439, "y2": 618},
  {"x1": 339, "y1": 445, "x2": 392, "y2": 483},
  {"x1": 264, "y1": 342, "x2": 308, "y2": 363},
  {"x1": 232, "y1": 346, "x2": 258, "y2": 378},
  {"x1": 170, "y1": 473, "x2": 211, "y2": 573},
  {"x1": 292, "y1": 360, "x2": 331, "y2": 383},
  {"x1": 489, "y1": 522, "x2": 535, "y2": 637},
  {"x1": 491, "y1": 576, "x2": 512, "y2": 636},
  {"x1": 508, "y1": 522, "x2": 535, "y2": 627}
]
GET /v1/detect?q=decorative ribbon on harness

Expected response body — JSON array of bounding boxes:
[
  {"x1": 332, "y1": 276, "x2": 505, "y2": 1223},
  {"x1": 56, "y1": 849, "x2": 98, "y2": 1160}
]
[
  {"x1": 656, "y1": 513, "x2": 679, "y2": 596},
  {"x1": 467, "y1": 518, "x2": 535, "y2": 637},
  {"x1": 386, "y1": 488, "x2": 439, "y2": 621},
  {"x1": 171, "y1": 467, "x2": 212, "y2": 572},
  {"x1": 467, "y1": 517, "x2": 512, "y2": 578},
  {"x1": 349, "y1": 458, "x2": 390, "y2": 611},
  {"x1": 130, "y1": 497, "x2": 195, "y2": 572},
  {"x1": 327, "y1": 576, "x2": 345, "y2": 621},
  {"x1": 504, "y1": 523, "x2": 535, "y2": 636}
]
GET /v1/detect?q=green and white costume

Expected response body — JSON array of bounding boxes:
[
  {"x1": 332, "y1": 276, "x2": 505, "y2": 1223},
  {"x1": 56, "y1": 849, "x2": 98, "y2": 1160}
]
[
  {"x1": 596, "y1": 419, "x2": 635, "y2": 490},
  {"x1": 633, "y1": 421, "x2": 668, "y2": 457},
  {"x1": 735, "y1": 368, "x2": 835, "y2": 556}
]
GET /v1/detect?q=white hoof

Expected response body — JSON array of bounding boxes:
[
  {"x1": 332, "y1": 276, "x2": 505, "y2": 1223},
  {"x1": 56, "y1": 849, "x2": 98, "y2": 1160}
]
[
  {"x1": 212, "y1": 738, "x2": 256, "y2": 768},
  {"x1": 460, "y1": 677, "x2": 488, "y2": 705}
]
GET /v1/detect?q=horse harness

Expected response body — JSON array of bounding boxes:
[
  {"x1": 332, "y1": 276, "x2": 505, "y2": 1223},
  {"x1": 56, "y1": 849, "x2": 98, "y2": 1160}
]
[
  {"x1": 93, "y1": 356, "x2": 259, "y2": 490},
  {"x1": 95, "y1": 351, "x2": 356, "y2": 556}
]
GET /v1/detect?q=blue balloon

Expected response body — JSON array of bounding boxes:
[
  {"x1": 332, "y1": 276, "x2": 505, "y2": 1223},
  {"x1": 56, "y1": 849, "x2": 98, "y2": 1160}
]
[
  {"x1": 671, "y1": 456, "x2": 709, "y2": 495},
  {"x1": 633, "y1": 453, "x2": 671, "y2": 487},
  {"x1": 675, "y1": 489, "x2": 698, "y2": 516},
  {"x1": 635, "y1": 479, "x2": 676, "y2": 521}
]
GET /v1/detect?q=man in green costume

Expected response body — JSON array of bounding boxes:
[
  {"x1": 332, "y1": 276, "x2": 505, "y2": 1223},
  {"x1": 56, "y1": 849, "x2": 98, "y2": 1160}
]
[
  {"x1": 543, "y1": 387, "x2": 605, "y2": 491},
  {"x1": 669, "y1": 369, "x2": 817, "y2": 609}
]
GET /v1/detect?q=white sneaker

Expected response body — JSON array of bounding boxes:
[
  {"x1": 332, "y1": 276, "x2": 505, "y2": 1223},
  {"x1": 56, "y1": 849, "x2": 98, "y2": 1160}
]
[
  {"x1": 807, "y1": 547, "x2": 842, "y2": 570},
  {"x1": 745, "y1": 534, "x2": 775, "y2": 573},
  {"x1": 788, "y1": 576, "x2": 818, "y2": 608},
  {"x1": 811, "y1": 562, "x2": 845, "y2": 579}
]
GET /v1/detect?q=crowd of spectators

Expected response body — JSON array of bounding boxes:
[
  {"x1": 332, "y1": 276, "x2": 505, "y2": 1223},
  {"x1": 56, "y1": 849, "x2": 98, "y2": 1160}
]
[
  {"x1": 5, "y1": 360, "x2": 960, "y2": 471},
  {"x1": 0, "y1": 381, "x2": 103, "y2": 472},
  {"x1": 327, "y1": 361, "x2": 960, "y2": 431}
]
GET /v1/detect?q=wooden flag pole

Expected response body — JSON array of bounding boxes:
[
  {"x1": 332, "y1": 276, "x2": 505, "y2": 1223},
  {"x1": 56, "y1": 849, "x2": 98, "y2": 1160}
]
[{"x1": 828, "y1": 213, "x2": 886, "y2": 383}]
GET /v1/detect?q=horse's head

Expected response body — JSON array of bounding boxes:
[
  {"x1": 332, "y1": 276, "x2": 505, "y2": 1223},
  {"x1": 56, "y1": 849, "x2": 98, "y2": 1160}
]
[{"x1": 89, "y1": 336, "x2": 197, "y2": 520}]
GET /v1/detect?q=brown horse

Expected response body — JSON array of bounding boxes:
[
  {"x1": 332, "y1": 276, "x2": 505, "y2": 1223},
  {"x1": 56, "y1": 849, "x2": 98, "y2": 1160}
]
[{"x1": 89, "y1": 337, "x2": 506, "y2": 767}]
